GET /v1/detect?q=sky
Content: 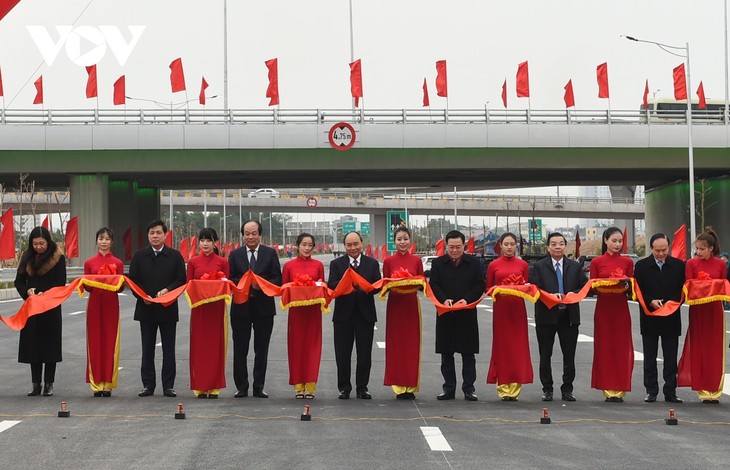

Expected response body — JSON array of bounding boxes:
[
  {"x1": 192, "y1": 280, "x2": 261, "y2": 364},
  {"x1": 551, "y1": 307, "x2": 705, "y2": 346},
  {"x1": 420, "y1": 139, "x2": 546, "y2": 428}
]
[
  {"x1": 1, "y1": 0, "x2": 728, "y2": 111},
  {"x1": 1, "y1": 0, "x2": 719, "y2": 231}
]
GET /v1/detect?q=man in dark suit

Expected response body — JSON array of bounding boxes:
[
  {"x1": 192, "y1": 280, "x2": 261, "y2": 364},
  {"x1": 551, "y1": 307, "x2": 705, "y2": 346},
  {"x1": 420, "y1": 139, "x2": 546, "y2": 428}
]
[
  {"x1": 529, "y1": 232, "x2": 586, "y2": 402},
  {"x1": 429, "y1": 230, "x2": 485, "y2": 401},
  {"x1": 328, "y1": 231, "x2": 381, "y2": 399},
  {"x1": 229, "y1": 220, "x2": 282, "y2": 398},
  {"x1": 634, "y1": 233, "x2": 685, "y2": 403},
  {"x1": 128, "y1": 219, "x2": 187, "y2": 398}
]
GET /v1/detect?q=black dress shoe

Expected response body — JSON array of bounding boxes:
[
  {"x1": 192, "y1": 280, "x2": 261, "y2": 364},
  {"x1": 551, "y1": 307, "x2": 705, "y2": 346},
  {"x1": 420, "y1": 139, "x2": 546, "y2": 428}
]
[
  {"x1": 561, "y1": 393, "x2": 576, "y2": 402},
  {"x1": 42, "y1": 383, "x2": 53, "y2": 397},
  {"x1": 542, "y1": 391, "x2": 553, "y2": 401},
  {"x1": 93, "y1": 391, "x2": 104, "y2": 397},
  {"x1": 208, "y1": 393, "x2": 219, "y2": 399},
  {"x1": 102, "y1": 391, "x2": 112, "y2": 397},
  {"x1": 338, "y1": 390, "x2": 350, "y2": 399},
  {"x1": 197, "y1": 393, "x2": 208, "y2": 399},
  {"x1": 664, "y1": 395, "x2": 683, "y2": 403},
  {"x1": 28, "y1": 383, "x2": 41, "y2": 397},
  {"x1": 138, "y1": 388, "x2": 154, "y2": 397},
  {"x1": 163, "y1": 389, "x2": 177, "y2": 397},
  {"x1": 436, "y1": 392, "x2": 455, "y2": 400},
  {"x1": 234, "y1": 390, "x2": 248, "y2": 398},
  {"x1": 644, "y1": 394, "x2": 657, "y2": 403},
  {"x1": 357, "y1": 391, "x2": 372, "y2": 399},
  {"x1": 253, "y1": 390, "x2": 268, "y2": 398},
  {"x1": 605, "y1": 396, "x2": 624, "y2": 403},
  {"x1": 464, "y1": 392, "x2": 478, "y2": 401},
  {"x1": 396, "y1": 392, "x2": 416, "y2": 400}
]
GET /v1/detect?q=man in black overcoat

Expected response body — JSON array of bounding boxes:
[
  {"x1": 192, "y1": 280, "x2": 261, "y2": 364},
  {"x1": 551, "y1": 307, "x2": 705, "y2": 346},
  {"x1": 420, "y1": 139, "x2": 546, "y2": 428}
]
[
  {"x1": 633, "y1": 233, "x2": 685, "y2": 403},
  {"x1": 228, "y1": 220, "x2": 282, "y2": 398},
  {"x1": 529, "y1": 232, "x2": 586, "y2": 402},
  {"x1": 328, "y1": 231, "x2": 381, "y2": 399},
  {"x1": 128, "y1": 219, "x2": 187, "y2": 398},
  {"x1": 429, "y1": 230, "x2": 485, "y2": 401}
]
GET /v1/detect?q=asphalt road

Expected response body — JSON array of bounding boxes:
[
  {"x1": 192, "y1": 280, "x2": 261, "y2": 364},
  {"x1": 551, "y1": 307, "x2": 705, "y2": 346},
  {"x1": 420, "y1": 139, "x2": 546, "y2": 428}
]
[{"x1": 0, "y1": 255, "x2": 728, "y2": 469}]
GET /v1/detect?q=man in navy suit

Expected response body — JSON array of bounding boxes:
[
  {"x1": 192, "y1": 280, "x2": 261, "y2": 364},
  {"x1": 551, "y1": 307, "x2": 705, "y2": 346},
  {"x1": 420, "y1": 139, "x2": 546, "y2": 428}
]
[
  {"x1": 328, "y1": 231, "x2": 381, "y2": 399},
  {"x1": 229, "y1": 220, "x2": 282, "y2": 398},
  {"x1": 529, "y1": 232, "x2": 586, "y2": 402}
]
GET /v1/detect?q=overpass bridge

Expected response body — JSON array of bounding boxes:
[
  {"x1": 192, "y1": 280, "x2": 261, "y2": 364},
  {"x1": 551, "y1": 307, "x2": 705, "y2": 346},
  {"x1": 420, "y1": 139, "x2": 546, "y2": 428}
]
[{"x1": 0, "y1": 107, "x2": 726, "y2": 261}]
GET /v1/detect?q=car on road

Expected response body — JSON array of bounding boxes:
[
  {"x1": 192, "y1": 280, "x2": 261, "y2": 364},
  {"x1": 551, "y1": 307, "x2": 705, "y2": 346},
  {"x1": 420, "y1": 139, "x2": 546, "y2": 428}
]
[
  {"x1": 247, "y1": 188, "x2": 280, "y2": 198},
  {"x1": 421, "y1": 256, "x2": 438, "y2": 277}
]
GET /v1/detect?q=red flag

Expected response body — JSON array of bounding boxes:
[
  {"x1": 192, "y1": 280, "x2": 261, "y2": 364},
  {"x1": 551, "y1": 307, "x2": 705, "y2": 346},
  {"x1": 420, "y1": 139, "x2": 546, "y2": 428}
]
[
  {"x1": 564, "y1": 79, "x2": 575, "y2": 108},
  {"x1": 409, "y1": 243, "x2": 416, "y2": 254},
  {"x1": 501, "y1": 79, "x2": 507, "y2": 108},
  {"x1": 265, "y1": 58, "x2": 279, "y2": 106},
  {"x1": 138, "y1": 228, "x2": 144, "y2": 250},
  {"x1": 164, "y1": 230, "x2": 172, "y2": 248},
  {"x1": 113, "y1": 75, "x2": 125, "y2": 105},
  {"x1": 643, "y1": 79, "x2": 649, "y2": 109},
  {"x1": 0, "y1": 207, "x2": 15, "y2": 260},
  {"x1": 422, "y1": 78, "x2": 430, "y2": 107},
  {"x1": 671, "y1": 224, "x2": 687, "y2": 261},
  {"x1": 494, "y1": 241, "x2": 501, "y2": 255},
  {"x1": 122, "y1": 227, "x2": 132, "y2": 261},
  {"x1": 190, "y1": 236, "x2": 197, "y2": 259},
  {"x1": 435, "y1": 238, "x2": 445, "y2": 256},
  {"x1": 365, "y1": 244, "x2": 372, "y2": 256},
  {"x1": 696, "y1": 81, "x2": 706, "y2": 110},
  {"x1": 621, "y1": 227, "x2": 628, "y2": 254},
  {"x1": 169, "y1": 57, "x2": 186, "y2": 93},
  {"x1": 179, "y1": 237, "x2": 189, "y2": 261},
  {"x1": 41, "y1": 215, "x2": 49, "y2": 229},
  {"x1": 373, "y1": 245, "x2": 379, "y2": 260},
  {"x1": 199, "y1": 76, "x2": 208, "y2": 105},
  {"x1": 0, "y1": 66, "x2": 4, "y2": 97},
  {"x1": 596, "y1": 62, "x2": 609, "y2": 99},
  {"x1": 349, "y1": 59, "x2": 363, "y2": 107},
  {"x1": 64, "y1": 216, "x2": 79, "y2": 259},
  {"x1": 673, "y1": 63, "x2": 687, "y2": 100},
  {"x1": 85, "y1": 64, "x2": 98, "y2": 99},
  {"x1": 381, "y1": 244, "x2": 387, "y2": 260},
  {"x1": 33, "y1": 75, "x2": 43, "y2": 104},
  {"x1": 466, "y1": 237, "x2": 475, "y2": 254},
  {"x1": 575, "y1": 230, "x2": 581, "y2": 258},
  {"x1": 516, "y1": 61, "x2": 530, "y2": 98},
  {"x1": 435, "y1": 60, "x2": 448, "y2": 97},
  {"x1": 0, "y1": 0, "x2": 20, "y2": 21}
]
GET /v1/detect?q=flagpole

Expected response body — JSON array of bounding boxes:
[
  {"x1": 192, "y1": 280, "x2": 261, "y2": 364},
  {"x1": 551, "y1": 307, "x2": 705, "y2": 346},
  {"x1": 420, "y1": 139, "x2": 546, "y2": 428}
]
[
  {"x1": 349, "y1": 0, "x2": 355, "y2": 110},
  {"x1": 223, "y1": 0, "x2": 229, "y2": 113}
]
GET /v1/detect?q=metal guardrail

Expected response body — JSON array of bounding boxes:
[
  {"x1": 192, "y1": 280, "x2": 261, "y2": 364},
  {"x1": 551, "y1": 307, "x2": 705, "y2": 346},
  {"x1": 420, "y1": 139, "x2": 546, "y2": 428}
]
[{"x1": 0, "y1": 108, "x2": 726, "y2": 126}]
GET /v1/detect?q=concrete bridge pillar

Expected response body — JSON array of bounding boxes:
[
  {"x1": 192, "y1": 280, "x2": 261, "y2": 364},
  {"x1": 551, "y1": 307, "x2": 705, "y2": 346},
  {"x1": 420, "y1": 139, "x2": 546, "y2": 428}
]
[
  {"x1": 69, "y1": 176, "x2": 161, "y2": 264},
  {"x1": 372, "y1": 213, "x2": 387, "y2": 254},
  {"x1": 609, "y1": 186, "x2": 636, "y2": 252}
]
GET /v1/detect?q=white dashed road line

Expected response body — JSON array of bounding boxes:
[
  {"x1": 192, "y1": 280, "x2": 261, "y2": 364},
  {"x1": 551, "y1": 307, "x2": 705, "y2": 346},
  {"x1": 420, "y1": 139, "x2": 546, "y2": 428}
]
[
  {"x1": 420, "y1": 426, "x2": 452, "y2": 451},
  {"x1": 0, "y1": 420, "x2": 21, "y2": 433},
  {"x1": 376, "y1": 342, "x2": 385, "y2": 349},
  {"x1": 723, "y1": 374, "x2": 730, "y2": 396},
  {"x1": 155, "y1": 342, "x2": 162, "y2": 347},
  {"x1": 577, "y1": 334, "x2": 594, "y2": 343},
  {"x1": 69, "y1": 310, "x2": 84, "y2": 316}
]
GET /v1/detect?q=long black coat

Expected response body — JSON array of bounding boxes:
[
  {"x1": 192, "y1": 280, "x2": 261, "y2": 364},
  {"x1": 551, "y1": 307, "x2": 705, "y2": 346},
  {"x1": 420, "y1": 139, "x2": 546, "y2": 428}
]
[
  {"x1": 229, "y1": 244, "x2": 282, "y2": 317},
  {"x1": 529, "y1": 256, "x2": 586, "y2": 326},
  {"x1": 633, "y1": 255, "x2": 685, "y2": 336},
  {"x1": 128, "y1": 245, "x2": 187, "y2": 323},
  {"x1": 429, "y1": 254, "x2": 485, "y2": 354},
  {"x1": 328, "y1": 254, "x2": 381, "y2": 323},
  {"x1": 14, "y1": 247, "x2": 66, "y2": 363}
]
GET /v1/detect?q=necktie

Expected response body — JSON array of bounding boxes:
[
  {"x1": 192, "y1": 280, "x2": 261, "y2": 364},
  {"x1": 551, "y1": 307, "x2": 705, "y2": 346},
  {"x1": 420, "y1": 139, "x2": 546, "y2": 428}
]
[
  {"x1": 657, "y1": 261, "x2": 664, "y2": 271},
  {"x1": 352, "y1": 259, "x2": 358, "y2": 269},
  {"x1": 249, "y1": 249, "x2": 257, "y2": 271},
  {"x1": 555, "y1": 263, "x2": 564, "y2": 294}
]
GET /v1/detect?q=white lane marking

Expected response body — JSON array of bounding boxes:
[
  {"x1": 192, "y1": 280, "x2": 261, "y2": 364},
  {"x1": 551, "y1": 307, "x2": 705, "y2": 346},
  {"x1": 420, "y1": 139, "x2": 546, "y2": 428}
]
[
  {"x1": 376, "y1": 342, "x2": 385, "y2": 349},
  {"x1": 477, "y1": 305, "x2": 492, "y2": 311},
  {"x1": 0, "y1": 420, "x2": 21, "y2": 433},
  {"x1": 118, "y1": 367, "x2": 123, "y2": 370},
  {"x1": 373, "y1": 325, "x2": 377, "y2": 330},
  {"x1": 155, "y1": 342, "x2": 162, "y2": 347},
  {"x1": 634, "y1": 351, "x2": 644, "y2": 361},
  {"x1": 577, "y1": 334, "x2": 594, "y2": 342},
  {"x1": 528, "y1": 322, "x2": 536, "y2": 327},
  {"x1": 723, "y1": 374, "x2": 730, "y2": 396},
  {"x1": 0, "y1": 298, "x2": 22, "y2": 304},
  {"x1": 118, "y1": 293, "x2": 128, "y2": 296},
  {"x1": 421, "y1": 426, "x2": 452, "y2": 452},
  {"x1": 69, "y1": 310, "x2": 84, "y2": 316}
]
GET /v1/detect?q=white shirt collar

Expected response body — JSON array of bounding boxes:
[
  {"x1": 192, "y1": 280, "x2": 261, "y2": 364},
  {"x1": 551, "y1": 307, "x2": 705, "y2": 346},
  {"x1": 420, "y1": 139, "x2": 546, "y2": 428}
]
[{"x1": 349, "y1": 254, "x2": 361, "y2": 265}]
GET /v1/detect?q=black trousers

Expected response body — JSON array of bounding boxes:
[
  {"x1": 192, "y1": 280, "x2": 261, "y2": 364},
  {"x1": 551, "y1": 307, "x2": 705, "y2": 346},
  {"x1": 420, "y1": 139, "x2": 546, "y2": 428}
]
[
  {"x1": 642, "y1": 333, "x2": 679, "y2": 396},
  {"x1": 231, "y1": 310, "x2": 274, "y2": 392},
  {"x1": 333, "y1": 314, "x2": 374, "y2": 394},
  {"x1": 30, "y1": 362, "x2": 56, "y2": 383},
  {"x1": 535, "y1": 313, "x2": 578, "y2": 394},
  {"x1": 440, "y1": 352, "x2": 476, "y2": 394},
  {"x1": 140, "y1": 321, "x2": 176, "y2": 390}
]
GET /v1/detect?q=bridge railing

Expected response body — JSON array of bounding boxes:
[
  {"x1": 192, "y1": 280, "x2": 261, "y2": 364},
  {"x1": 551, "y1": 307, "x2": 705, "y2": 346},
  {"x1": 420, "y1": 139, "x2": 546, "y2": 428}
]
[{"x1": 0, "y1": 108, "x2": 725, "y2": 126}]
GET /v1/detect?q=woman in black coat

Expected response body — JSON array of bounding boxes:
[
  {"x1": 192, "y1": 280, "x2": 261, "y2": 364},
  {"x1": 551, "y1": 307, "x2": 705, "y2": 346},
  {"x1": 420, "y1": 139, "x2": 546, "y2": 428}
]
[{"x1": 14, "y1": 226, "x2": 66, "y2": 397}]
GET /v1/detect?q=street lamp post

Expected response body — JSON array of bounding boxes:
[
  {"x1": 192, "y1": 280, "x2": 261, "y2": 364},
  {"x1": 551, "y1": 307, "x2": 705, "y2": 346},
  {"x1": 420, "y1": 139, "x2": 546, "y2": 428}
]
[{"x1": 625, "y1": 35, "x2": 696, "y2": 242}]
